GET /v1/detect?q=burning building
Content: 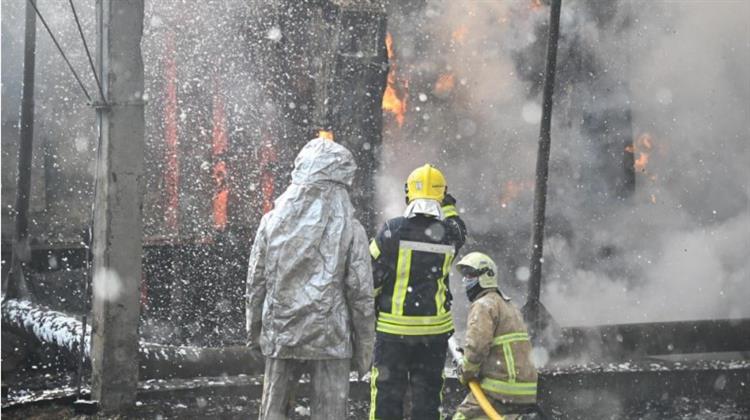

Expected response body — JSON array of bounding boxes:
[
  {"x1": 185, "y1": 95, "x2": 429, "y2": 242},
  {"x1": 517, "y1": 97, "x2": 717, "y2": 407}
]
[
  {"x1": 2, "y1": 0, "x2": 749, "y2": 417},
  {"x1": 2, "y1": 0, "x2": 388, "y2": 346}
]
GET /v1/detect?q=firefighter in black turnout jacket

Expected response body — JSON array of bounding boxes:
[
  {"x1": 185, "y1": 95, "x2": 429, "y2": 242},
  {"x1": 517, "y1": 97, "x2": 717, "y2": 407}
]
[{"x1": 369, "y1": 164, "x2": 467, "y2": 420}]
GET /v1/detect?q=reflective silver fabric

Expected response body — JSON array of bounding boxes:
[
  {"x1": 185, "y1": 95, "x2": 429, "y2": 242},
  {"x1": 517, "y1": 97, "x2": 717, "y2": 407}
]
[
  {"x1": 403, "y1": 198, "x2": 443, "y2": 219},
  {"x1": 259, "y1": 358, "x2": 350, "y2": 420},
  {"x1": 247, "y1": 138, "x2": 375, "y2": 372}
]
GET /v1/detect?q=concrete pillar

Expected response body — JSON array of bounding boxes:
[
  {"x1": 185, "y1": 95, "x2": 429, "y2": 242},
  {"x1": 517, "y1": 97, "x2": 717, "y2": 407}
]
[{"x1": 90, "y1": 0, "x2": 145, "y2": 412}]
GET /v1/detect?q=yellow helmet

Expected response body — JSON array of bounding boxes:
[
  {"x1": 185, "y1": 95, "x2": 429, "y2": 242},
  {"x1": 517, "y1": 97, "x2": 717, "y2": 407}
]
[
  {"x1": 404, "y1": 164, "x2": 446, "y2": 203},
  {"x1": 456, "y1": 252, "x2": 498, "y2": 289}
]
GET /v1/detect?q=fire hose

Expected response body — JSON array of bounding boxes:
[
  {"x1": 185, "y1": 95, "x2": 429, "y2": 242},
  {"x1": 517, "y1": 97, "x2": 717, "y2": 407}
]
[{"x1": 448, "y1": 337, "x2": 504, "y2": 420}]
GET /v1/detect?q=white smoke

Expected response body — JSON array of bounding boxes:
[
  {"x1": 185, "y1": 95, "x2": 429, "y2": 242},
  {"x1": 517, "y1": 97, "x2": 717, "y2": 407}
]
[{"x1": 380, "y1": 0, "x2": 750, "y2": 326}]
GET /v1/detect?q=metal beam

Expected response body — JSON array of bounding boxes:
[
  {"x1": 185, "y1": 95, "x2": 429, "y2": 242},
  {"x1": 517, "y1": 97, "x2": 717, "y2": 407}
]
[
  {"x1": 6, "y1": 0, "x2": 38, "y2": 300},
  {"x1": 525, "y1": 0, "x2": 562, "y2": 334}
]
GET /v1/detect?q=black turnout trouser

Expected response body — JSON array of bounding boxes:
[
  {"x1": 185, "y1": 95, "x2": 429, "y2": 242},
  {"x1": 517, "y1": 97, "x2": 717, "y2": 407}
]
[{"x1": 370, "y1": 334, "x2": 449, "y2": 420}]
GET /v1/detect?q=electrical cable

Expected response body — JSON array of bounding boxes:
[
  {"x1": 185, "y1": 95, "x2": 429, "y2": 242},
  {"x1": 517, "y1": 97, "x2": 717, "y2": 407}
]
[
  {"x1": 68, "y1": 0, "x2": 106, "y2": 105},
  {"x1": 26, "y1": 0, "x2": 92, "y2": 102}
]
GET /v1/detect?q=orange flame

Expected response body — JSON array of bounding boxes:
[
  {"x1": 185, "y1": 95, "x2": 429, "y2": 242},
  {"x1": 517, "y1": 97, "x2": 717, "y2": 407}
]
[
  {"x1": 211, "y1": 90, "x2": 229, "y2": 231},
  {"x1": 452, "y1": 25, "x2": 468, "y2": 44},
  {"x1": 385, "y1": 31, "x2": 394, "y2": 60},
  {"x1": 382, "y1": 32, "x2": 408, "y2": 127},
  {"x1": 259, "y1": 139, "x2": 277, "y2": 214},
  {"x1": 212, "y1": 162, "x2": 229, "y2": 229},
  {"x1": 499, "y1": 180, "x2": 535, "y2": 208},
  {"x1": 318, "y1": 130, "x2": 334, "y2": 141},
  {"x1": 629, "y1": 133, "x2": 654, "y2": 173},
  {"x1": 434, "y1": 73, "x2": 455, "y2": 95}
]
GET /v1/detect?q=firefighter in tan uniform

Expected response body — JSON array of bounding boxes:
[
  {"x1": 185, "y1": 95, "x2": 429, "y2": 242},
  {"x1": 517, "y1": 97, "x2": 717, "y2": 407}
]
[{"x1": 452, "y1": 252, "x2": 538, "y2": 420}]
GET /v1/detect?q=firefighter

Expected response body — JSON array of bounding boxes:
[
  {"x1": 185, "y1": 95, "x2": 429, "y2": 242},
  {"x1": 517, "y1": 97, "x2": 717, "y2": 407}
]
[
  {"x1": 452, "y1": 252, "x2": 538, "y2": 420},
  {"x1": 246, "y1": 137, "x2": 376, "y2": 420},
  {"x1": 369, "y1": 164, "x2": 467, "y2": 420}
]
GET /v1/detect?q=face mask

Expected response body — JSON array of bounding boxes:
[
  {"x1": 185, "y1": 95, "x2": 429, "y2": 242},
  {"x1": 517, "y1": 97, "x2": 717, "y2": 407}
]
[{"x1": 463, "y1": 275, "x2": 479, "y2": 293}]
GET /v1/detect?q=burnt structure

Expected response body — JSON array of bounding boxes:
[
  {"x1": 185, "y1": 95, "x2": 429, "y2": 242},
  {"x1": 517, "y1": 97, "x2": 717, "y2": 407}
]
[
  {"x1": 2, "y1": 0, "x2": 388, "y2": 347},
  {"x1": 511, "y1": 0, "x2": 636, "y2": 203},
  {"x1": 2, "y1": 0, "x2": 749, "y2": 417}
]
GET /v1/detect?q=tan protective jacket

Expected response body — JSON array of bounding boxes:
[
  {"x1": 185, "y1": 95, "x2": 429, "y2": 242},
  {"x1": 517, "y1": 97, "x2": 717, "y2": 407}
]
[{"x1": 462, "y1": 289, "x2": 538, "y2": 404}]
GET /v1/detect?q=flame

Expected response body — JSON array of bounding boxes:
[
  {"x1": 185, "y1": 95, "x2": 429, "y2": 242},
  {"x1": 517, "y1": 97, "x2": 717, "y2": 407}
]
[
  {"x1": 382, "y1": 32, "x2": 408, "y2": 127},
  {"x1": 259, "y1": 139, "x2": 277, "y2": 214},
  {"x1": 434, "y1": 73, "x2": 455, "y2": 95},
  {"x1": 452, "y1": 25, "x2": 468, "y2": 44},
  {"x1": 627, "y1": 133, "x2": 661, "y2": 203},
  {"x1": 499, "y1": 180, "x2": 535, "y2": 208},
  {"x1": 629, "y1": 133, "x2": 654, "y2": 172},
  {"x1": 385, "y1": 31, "x2": 394, "y2": 60},
  {"x1": 211, "y1": 90, "x2": 229, "y2": 231},
  {"x1": 163, "y1": 33, "x2": 180, "y2": 234},
  {"x1": 212, "y1": 162, "x2": 229, "y2": 229},
  {"x1": 318, "y1": 130, "x2": 334, "y2": 141}
]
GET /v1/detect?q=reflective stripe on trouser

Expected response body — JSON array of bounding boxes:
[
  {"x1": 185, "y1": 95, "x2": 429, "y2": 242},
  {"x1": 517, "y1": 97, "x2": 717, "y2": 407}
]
[
  {"x1": 260, "y1": 357, "x2": 350, "y2": 420},
  {"x1": 370, "y1": 336, "x2": 448, "y2": 420}
]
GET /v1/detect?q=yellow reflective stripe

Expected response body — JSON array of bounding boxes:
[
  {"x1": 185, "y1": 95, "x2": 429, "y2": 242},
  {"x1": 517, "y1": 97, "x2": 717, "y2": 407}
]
[
  {"x1": 391, "y1": 248, "x2": 412, "y2": 315},
  {"x1": 369, "y1": 240, "x2": 381, "y2": 259},
  {"x1": 479, "y1": 378, "x2": 537, "y2": 396},
  {"x1": 461, "y1": 356, "x2": 481, "y2": 372},
  {"x1": 442, "y1": 204, "x2": 458, "y2": 218},
  {"x1": 378, "y1": 312, "x2": 452, "y2": 326},
  {"x1": 369, "y1": 367, "x2": 379, "y2": 420},
  {"x1": 376, "y1": 318, "x2": 454, "y2": 336},
  {"x1": 503, "y1": 343, "x2": 516, "y2": 382},
  {"x1": 376, "y1": 322, "x2": 453, "y2": 336},
  {"x1": 492, "y1": 332, "x2": 529, "y2": 346},
  {"x1": 435, "y1": 252, "x2": 453, "y2": 315},
  {"x1": 374, "y1": 286, "x2": 382, "y2": 297}
]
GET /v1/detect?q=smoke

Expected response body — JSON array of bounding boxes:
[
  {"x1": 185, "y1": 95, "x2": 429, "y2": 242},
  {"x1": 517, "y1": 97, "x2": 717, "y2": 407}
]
[
  {"x1": 2, "y1": 0, "x2": 747, "y2": 330},
  {"x1": 1, "y1": 0, "x2": 98, "y2": 240},
  {"x1": 380, "y1": 0, "x2": 750, "y2": 326}
]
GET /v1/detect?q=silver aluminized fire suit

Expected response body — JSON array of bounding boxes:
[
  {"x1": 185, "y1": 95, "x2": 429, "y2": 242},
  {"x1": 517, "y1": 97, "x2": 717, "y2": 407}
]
[{"x1": 246, "y1": 137, "x2": 375, "y2": 420}]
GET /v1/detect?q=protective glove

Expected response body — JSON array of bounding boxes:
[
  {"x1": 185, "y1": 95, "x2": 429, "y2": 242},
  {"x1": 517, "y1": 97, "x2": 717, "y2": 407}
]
[{"x1": 457, "y1": 358, "x2": 479, "y2": 385}]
